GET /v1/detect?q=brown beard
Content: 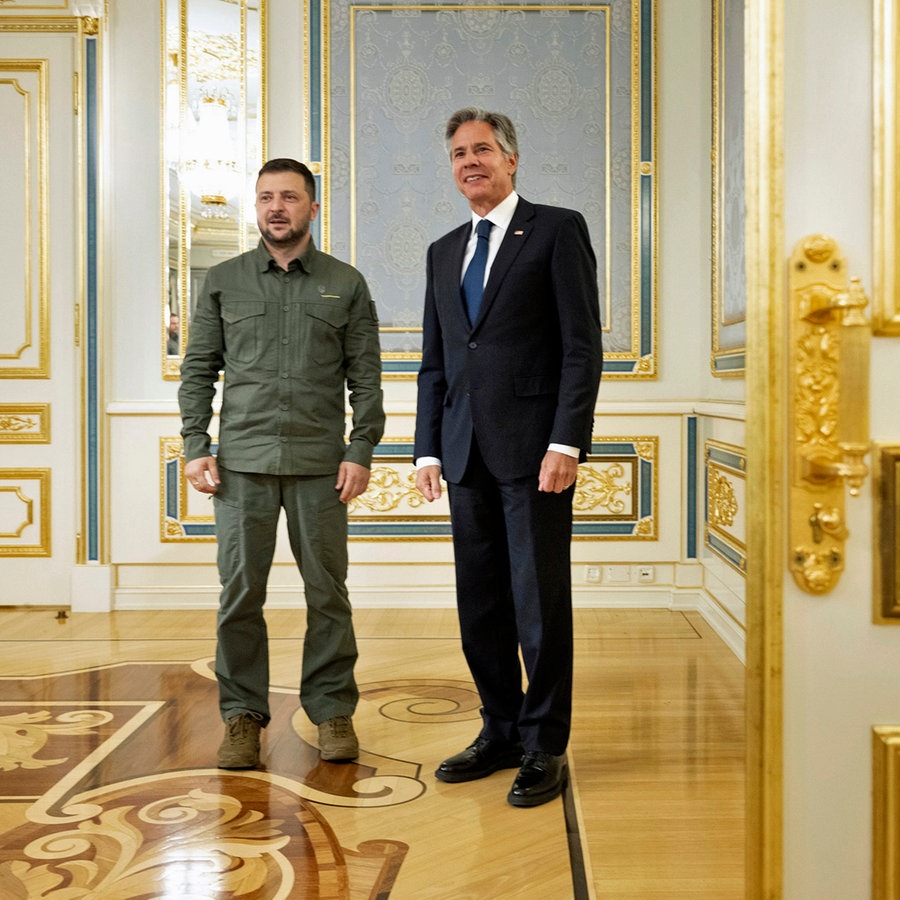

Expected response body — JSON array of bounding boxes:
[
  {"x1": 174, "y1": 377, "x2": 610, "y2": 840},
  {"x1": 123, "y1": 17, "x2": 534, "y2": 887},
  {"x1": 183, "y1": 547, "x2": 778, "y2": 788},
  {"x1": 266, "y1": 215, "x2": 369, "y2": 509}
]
[{"x1": 260, "y1": 221, "x2": 310, "y2": 247}]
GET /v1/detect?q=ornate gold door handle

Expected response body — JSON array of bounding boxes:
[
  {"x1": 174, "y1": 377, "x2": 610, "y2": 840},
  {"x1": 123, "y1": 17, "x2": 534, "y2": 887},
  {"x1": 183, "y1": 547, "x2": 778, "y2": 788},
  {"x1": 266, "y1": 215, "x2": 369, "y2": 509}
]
[{"x1": 789, "y1": 235, "x2": 871, "y2": 594}]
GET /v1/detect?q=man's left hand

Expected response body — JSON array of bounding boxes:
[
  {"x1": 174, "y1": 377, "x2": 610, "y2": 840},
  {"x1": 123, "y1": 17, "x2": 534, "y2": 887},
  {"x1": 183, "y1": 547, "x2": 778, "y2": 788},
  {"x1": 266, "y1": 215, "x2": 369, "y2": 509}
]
[
  {"x1": 538, "y1": 450, "x2": 578, "y2": 493},
  {"x1": 336, "y1": 461, "x2": 371, "y2": 503}
]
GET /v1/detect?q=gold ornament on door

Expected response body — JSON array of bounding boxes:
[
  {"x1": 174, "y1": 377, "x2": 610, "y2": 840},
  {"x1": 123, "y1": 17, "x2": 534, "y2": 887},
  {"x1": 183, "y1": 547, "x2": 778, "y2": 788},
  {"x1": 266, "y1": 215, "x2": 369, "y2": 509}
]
[{"x1": 788, "y1": 235, "x2": 871, "y2": 594}]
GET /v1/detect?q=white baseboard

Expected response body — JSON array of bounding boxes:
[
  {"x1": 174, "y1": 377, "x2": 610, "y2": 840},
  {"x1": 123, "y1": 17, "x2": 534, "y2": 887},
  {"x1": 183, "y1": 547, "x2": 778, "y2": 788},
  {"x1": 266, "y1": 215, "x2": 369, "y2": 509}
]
[
  {"x1": 673, "y1": 590, "x2": 746, "y2": 663},
  {"x1": 71, "y1": 565, "x2": 113, "y2": 612},
  {"x1": 113, "y1": 584, "x2": 745, "y2": 661}
]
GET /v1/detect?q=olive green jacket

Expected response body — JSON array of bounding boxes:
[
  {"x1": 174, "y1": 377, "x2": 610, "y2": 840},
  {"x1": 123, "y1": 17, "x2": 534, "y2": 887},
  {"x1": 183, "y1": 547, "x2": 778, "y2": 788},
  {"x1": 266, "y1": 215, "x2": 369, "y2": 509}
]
[{"x1": 179, "y1": 240, "x2": 384, "y2": 474}]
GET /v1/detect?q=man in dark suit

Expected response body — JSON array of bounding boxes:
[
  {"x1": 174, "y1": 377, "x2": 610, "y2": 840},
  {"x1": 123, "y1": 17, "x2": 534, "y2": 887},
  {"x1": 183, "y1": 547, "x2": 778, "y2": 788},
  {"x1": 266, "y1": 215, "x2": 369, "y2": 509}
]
[{"x1": 414, "y1": 108, "x2": 603, "y2": 807}]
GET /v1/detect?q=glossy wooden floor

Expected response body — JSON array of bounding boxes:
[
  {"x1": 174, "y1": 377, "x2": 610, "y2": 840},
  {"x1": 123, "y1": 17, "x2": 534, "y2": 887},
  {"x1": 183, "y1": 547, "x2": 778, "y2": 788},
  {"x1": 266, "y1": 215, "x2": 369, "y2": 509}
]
[{"x1": 0, "y1": 607, "x2": 744, "y2": 898}]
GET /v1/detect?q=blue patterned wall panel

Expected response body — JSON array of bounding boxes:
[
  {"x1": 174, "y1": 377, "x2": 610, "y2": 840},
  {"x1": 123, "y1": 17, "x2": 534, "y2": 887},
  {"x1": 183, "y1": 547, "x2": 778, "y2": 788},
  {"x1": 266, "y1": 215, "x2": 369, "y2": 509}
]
[{"x1": 314, "y1": 0, "x2": 656, "y2": 377}]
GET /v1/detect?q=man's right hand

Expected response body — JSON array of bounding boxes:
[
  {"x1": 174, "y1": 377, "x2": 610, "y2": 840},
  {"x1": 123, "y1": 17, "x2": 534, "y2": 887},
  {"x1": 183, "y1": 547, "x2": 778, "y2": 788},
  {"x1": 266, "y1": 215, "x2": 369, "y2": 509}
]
[
  {"x1": 415, "y1": 465, "x2": 443, "y2": 502},
  {"x1": 185, "y1": 456, "x2": 220, "y2": 494}
]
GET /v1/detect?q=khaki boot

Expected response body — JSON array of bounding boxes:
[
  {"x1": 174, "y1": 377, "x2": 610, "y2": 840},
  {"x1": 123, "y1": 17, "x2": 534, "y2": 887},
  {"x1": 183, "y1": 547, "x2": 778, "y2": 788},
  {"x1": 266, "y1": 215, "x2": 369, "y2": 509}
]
[
  {"x1": 318, "y1": 715, "x2": 359, "y2": 761},
  {"x1": 217, "y1": 712, "x2": 262, "y2": 768}
]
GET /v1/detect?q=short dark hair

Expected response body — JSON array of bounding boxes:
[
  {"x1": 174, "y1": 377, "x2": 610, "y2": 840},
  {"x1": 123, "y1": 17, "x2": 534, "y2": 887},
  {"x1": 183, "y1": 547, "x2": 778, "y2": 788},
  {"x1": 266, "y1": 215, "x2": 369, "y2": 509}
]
[
  {"x1": 257, "y1": 158, "x2": 316, "y2": 201},
  {"x1": 444, "y1": 108, "x2": 519, "y2": 160}
]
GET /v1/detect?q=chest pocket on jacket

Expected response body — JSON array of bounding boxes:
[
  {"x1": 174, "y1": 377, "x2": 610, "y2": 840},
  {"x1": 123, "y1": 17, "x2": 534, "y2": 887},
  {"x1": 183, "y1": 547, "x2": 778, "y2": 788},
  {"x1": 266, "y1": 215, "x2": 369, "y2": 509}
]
[
  {"x1": 221, "y1": 300, "x2": 266, "y2": 363},
  {"x1": 305, "y1": 300, "x2": 349, "y2": 365}
]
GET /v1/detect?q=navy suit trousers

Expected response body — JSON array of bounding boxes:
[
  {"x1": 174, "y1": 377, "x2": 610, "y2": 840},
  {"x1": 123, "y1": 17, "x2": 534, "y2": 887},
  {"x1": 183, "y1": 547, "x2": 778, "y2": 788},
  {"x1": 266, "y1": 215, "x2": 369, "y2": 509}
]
[{"x1": 447, "y1": 439, "x2": 574, "y2": 755}]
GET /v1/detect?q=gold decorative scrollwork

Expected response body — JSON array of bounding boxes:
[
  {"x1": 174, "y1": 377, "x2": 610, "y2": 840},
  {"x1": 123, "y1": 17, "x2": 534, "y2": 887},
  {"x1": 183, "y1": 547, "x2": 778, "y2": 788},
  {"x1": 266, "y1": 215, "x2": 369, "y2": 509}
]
[
  {"x1": 163, "y1": 438, "x2": 184, "y2": 463},
  {"x1": 573, "y1": 463, "x2": 632, "y2": 514},
  {"x1": 81, "y1": 17, "x2": 99, "y2": 36},
  {"x1": 164, "y1": 518, "x2": 186, "y2": 538},
  {"x1": 634, "y1": 516, "x2": 654, "y2": 536},
  {"x1": 794, "y1": 327, "x2": 840, "y2": 460},
  {"x1": 348, "y1": 466, "x2": 426, "y2": 514},
  {"x1": 709, "y1": 471, "x2": 738, "y2": 527},
  {"x1": 789, "y1": 234, "x2": 871, "y2": 594},
  {"x1": 0, "y1": 415, "x2": 36, "y2": 433},
  {"x1": 0, "y1": 406, "x2": 53, "y2": 449}
]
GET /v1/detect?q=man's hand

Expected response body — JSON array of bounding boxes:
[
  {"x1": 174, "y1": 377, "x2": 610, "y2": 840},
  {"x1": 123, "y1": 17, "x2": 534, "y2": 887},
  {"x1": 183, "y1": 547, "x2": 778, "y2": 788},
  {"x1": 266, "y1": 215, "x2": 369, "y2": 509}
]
[
  {"x1": 336, "y1": 461, "x2": 370, "y2": 503},
  {"x1": 415, "y1": 465, "x2": 443, "y2": 502},
  {"x1": 538, "y1": 450, "x2": 578, "y2": 493},
  {"x1": 185, "y1": 456, "x2": 220, "y2": 494}
]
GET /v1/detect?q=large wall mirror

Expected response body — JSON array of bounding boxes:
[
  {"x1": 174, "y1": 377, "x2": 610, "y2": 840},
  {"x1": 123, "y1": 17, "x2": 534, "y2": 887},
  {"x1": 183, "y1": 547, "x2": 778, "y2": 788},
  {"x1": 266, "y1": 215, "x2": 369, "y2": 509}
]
[{"x1": 162, "y1": 0, "x2": 266, "y2": 378}]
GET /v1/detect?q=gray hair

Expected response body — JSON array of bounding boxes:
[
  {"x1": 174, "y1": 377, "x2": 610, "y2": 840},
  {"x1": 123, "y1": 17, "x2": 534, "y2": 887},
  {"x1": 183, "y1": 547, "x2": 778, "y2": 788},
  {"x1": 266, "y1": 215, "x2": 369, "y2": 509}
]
[{"x1": 444, "y1": 107, "x2": 519, "y2": 160}]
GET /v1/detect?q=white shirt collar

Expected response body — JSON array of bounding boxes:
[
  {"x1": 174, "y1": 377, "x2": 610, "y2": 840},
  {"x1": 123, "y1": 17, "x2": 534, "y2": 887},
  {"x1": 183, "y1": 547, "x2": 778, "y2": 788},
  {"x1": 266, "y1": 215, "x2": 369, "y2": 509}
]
[{"x1": 470, "y1": 191, "x2": 519, "y2": 233}]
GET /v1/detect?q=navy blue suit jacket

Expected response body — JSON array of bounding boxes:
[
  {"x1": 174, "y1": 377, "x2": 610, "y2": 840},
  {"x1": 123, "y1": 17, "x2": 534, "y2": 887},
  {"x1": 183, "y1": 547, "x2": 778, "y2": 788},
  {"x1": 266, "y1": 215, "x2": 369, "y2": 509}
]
[{"x1": 414, "y1": 197, "x2": 603, "y2": 483}]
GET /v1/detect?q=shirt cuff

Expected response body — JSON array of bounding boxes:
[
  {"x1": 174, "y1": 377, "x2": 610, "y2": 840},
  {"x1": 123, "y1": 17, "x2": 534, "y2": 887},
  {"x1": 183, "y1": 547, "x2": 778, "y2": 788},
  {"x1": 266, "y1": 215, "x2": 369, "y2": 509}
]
[
  {"x1": 415, "y1": 456, "x2": 442, "y2": 469},
  {"x1": 548, "y1": 443, "x2": 580, "y2": 459}
]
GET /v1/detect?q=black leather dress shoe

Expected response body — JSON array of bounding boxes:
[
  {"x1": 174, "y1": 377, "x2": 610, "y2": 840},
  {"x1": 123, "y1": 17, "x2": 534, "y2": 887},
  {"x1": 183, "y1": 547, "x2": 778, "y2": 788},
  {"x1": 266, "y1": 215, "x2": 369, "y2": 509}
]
[
  {"x1": 507, "y1": 751, "x2": 568, "y2": 807},
  {"x1": 435, "y1": 736, "x2": 524, "y2": 783}
]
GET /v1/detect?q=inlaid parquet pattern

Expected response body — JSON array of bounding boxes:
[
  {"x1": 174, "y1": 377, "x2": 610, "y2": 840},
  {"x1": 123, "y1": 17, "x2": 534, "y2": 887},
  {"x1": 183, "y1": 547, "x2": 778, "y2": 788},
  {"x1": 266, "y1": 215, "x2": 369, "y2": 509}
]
[{"x1": 0, "y1": 607, "x2": 744, "y2": 898}]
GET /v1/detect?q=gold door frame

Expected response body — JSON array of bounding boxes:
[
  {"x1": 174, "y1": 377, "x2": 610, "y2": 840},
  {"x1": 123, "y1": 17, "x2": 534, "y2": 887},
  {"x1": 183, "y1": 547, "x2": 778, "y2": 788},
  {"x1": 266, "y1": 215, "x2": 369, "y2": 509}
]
[{"x1": 744, "y1": 0, "x2": 784, "y2": 895}]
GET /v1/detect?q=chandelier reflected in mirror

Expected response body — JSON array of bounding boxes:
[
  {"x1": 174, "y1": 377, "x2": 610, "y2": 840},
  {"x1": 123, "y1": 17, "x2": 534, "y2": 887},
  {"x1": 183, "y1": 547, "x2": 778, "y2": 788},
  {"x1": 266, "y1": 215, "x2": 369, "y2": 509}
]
[
  {"x1": 182, "y1": 91, "x2": 242, "y2": 215},
  {"x1": 162, "y1": 0, "x2": 266, "y2": 373}
]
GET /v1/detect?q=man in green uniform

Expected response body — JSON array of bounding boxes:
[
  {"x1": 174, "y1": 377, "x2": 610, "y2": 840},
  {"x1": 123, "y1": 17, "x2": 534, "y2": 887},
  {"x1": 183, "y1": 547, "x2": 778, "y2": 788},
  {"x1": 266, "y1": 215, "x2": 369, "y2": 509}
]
[{"x1": 179, "y1": 158, "x2": 384, "y2": 768}]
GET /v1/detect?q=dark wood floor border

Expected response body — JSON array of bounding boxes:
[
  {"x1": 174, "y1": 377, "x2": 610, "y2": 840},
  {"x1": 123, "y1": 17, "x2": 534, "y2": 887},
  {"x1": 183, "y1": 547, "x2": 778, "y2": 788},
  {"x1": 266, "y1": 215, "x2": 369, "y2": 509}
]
[{"x1": 563, "y1": 753, "x2": 591, "y2": 900}]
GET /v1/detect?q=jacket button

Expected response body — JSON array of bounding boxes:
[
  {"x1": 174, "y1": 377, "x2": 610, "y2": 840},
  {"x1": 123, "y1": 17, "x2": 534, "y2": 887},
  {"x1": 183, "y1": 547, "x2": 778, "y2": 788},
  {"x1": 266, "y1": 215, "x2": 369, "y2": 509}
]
[{"x1": 468, "y1": 341, "x2": 477, "y2": 349}]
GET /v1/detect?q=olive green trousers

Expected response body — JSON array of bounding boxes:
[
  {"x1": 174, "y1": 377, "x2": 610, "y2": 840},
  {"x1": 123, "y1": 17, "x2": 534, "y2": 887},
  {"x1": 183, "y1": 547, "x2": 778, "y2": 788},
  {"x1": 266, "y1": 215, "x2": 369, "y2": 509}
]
[{"x1": 212, "y1": 467, "x2": 359, "y2": 726}]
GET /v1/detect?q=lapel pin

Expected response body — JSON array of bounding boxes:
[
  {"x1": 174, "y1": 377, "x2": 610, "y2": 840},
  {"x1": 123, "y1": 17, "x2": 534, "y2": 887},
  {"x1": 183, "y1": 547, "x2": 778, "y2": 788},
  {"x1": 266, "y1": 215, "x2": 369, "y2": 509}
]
[{"x1": 514, "y1": 230, "x2": 524, "y2": 235}]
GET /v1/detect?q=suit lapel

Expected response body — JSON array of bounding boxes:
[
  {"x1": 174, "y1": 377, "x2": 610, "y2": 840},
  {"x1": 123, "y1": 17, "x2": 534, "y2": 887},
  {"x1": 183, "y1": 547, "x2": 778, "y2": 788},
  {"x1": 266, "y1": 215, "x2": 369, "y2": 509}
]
[
  {"x1": 475, "y1": 198, "x2": 535, "y2": 326},
  {"x1": 436, "y1": 223, "x2": 471, "y2": 329}
]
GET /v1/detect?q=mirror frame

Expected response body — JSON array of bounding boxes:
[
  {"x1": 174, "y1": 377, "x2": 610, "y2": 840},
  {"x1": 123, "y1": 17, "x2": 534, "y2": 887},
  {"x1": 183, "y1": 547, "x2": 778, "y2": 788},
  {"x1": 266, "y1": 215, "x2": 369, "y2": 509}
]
[{"x1": 161, "y1": 0, "x2": 267, "y2": 379}]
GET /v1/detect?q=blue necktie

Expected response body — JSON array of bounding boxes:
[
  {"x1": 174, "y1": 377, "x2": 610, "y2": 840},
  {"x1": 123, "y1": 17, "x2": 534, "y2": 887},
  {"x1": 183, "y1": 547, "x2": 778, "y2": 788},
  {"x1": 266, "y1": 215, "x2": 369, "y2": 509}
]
[{"x1": 461, "y1": 218, "x2": 493, "y2": 324}]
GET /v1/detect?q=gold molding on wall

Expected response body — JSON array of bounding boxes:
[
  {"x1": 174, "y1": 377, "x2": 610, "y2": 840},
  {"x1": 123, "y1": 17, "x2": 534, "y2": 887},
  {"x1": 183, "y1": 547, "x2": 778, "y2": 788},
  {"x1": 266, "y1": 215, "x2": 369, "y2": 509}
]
[
  {"x1": 159, "y1": 433, "x2": 659, "y2": 543},
  {"x1": 0, "y1": 0, "x2": 71, "y2": 11},
  {"x1": 873, "y1": 726, "x2": 900, "y2": 899},
  {"x1": 873, "y1": 443, "x2": 900, "y2": 623},
  {"x1": 0, "y1": 18, "x2": 80, "y2": 33},
  {"x1": 0, "y1": 58, "x2": 50, "y2": 379},
  {"x1": 0, "y1": 403, "x2": 50, "y2": 442},
  {"x1": 0, "y1": 468, "x2": 51, "y2": 556},
  {"x1": 705, "y1": 439, "x2": 747, "y2": 575},
  {"x1": 874, "y1": 0, "x2": 900, "y2": 335},
  {"x1": 710, "y1": 0, "x2": 747, "y2": 377}
]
